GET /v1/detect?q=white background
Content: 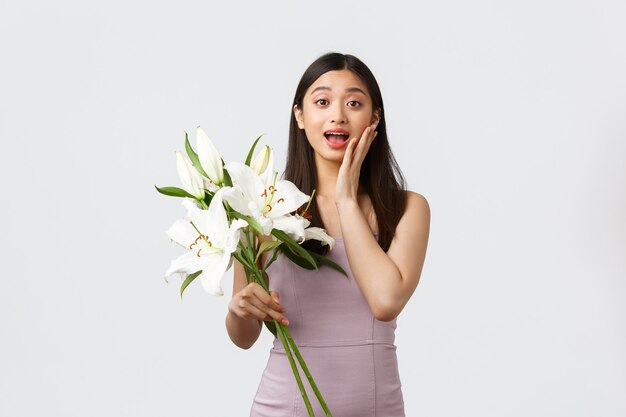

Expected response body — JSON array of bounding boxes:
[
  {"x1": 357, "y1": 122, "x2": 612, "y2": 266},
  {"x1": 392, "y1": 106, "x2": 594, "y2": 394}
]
[{"x1": 1, "y1": 1, "x2": 625, "y2": 416}]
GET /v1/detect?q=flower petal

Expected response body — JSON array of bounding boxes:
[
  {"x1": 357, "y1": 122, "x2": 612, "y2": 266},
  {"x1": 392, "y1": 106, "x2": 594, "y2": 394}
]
[
  {"x1": 304, "y1": 227, "x2": 336, "y2": 250},
  {"x1": 166, "y1": 218, "x2": 197, "y2": 248},
  {"x1": 224, "y1": 162, "x2": 265, "y2": 208},
  {"x1": 259, "y1": 147, "x2": 275, "y2": 187},
  {"x1": 267, "y1": 180, "x2": 309, "y2": 217},
  {"x1": 164, "y1": 252, "x2": 204, "y2": 277},
  {"x1": 198, "y1": 252, "x2": 231, "y2": 296},
  {"x1": 225, "y1": 219, "x2": 248, "y2": 253},
  {"x1": 222, "y1": 186, "x2": 254, "y2": 217},
  {"x1": 272, "y1": 214, "x2": 308, "y2": 243},
  {"x1": 176, "y1": 151, "x2": 204, "y2": 199},
  {"x1": 201, "y1": 188, "x2": 230, "y2": 247},
  {"x1": 196, "y1": 126, "x2": 224, "y2": 185}
]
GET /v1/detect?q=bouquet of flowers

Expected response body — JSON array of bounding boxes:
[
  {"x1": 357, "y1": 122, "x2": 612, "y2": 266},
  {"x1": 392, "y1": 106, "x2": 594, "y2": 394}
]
[{"x1": 156, "y1": 126, "x2": 346, "y2": 416}]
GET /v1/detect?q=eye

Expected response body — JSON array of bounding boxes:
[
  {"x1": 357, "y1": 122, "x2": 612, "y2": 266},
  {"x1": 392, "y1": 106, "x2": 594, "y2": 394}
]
[
  {"x1": 347, "y1": 100, "x2": 361, "y2": 107},
  {"x1": 315, "y1": 99, "x2": 328, "y2": 106}
]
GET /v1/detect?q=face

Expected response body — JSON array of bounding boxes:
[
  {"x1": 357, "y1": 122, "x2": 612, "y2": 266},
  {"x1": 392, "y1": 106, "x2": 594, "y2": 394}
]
[{"x1": 294, "y1": 69, "x2": 380, "y2": 164}]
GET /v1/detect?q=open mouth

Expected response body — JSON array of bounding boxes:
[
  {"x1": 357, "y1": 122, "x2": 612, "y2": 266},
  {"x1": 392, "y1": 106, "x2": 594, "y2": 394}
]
[{"x1": 324, "y1": 132, "x2": 350, "y2": 143}]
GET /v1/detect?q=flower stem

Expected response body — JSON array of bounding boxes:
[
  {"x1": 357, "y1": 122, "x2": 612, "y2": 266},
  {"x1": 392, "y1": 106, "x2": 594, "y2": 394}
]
[
  {"x1": 275, "y1": 321, "x2": 315, "y2": 416},
  {"x1": 283, "y1": 326, "x2": 333, "y2": 416},
  {"x1": 244, "y1": 243, "x2": 331, "y2": 416}
]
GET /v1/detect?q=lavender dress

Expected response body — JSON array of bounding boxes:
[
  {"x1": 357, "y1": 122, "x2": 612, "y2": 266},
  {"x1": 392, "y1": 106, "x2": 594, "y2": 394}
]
[{"x1": 250, "y1": 234, "x2": 405, "y2": 417}]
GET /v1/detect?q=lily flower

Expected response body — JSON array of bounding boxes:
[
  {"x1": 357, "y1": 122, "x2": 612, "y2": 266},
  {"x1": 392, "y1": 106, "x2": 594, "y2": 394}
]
[
  {"x1": 251, "y1": 145, "x2": 271, "y2": 176},
  {"x1": 222, "y1": 161, "x2": 309, "y2": 236},
  {"x1": 196, "y1": 126, "x2": 224, "y2": 187},
  {"x1": 176, "y1": 151, "x2": 205, "y2": 199},
  {"x1": 258, "y1": 146, "x2": 276, "y2": 189},
  {"x1": 164, "y1": 188, "x2": 247, "y2": 296},
  {"x1": 294, "y1": 213, "x2": 336, "y2": 249},
  {"x1": 303, "y1": 226, "x2": 335, "y2": 249}
]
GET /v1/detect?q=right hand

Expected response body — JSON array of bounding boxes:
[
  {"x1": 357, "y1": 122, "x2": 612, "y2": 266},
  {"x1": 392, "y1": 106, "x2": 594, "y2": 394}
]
[{"x1": 228, "y1": 282, "x2": 290, "y2": 326}]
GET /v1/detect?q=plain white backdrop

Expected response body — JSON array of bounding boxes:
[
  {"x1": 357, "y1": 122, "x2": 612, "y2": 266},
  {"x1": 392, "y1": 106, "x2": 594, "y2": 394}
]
[{"x1": 1, "y1": 1, "x2": 625, "y2": 416}]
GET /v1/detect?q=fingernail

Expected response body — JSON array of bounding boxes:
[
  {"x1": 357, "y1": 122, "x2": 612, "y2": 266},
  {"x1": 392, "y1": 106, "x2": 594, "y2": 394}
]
[{"x1": 281, "y1": 318, "x2": 290, "y2": 325}]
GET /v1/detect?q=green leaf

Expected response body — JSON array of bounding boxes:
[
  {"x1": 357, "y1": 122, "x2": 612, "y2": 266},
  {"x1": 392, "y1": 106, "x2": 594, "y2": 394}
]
[
  {"x1": 271, "y1": 229, "x2": 317, "y2": 269},
  {"x1": 231, "y1": 212, "x2": 264, "y2": 235},
  {"x1": 221, "y1": 157, "x2": 232, "y2": 187},
  {"x1": 281, "y1": 244, "x2": 317, "y2": 270},
  {"x1": 307, "y1": 250, "x2": 349, "y2": 277},
  {"x1": 180, "y1": 270, "x2": 202, "y2": 299},
  {"x1": 185, "y1": 131, "x2": 210, "y2": 178},
  {"x1": 255, "y1": 240, "x2": 283, "y2": 263},
  {"x1": 263, "y1": 320, "x2": 277, "y2": 337},
  {"x1": 202, "y1": 191, "x2": 214, "y2": 208},
  {"x1": 155, "y1": 185, "x2": 195, "y2": 198},
  {"x1": 244, "y1": 133, "x2": 266, "y2": 166}
]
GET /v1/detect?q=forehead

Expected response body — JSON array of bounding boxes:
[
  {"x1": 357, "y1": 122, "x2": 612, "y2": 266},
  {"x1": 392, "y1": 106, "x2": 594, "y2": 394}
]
[{"x1": 306, "y1": 69, "x2": 369, "y2": 97}]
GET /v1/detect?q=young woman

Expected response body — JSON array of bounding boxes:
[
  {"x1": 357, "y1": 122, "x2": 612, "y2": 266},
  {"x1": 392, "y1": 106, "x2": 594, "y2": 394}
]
[{"x1": 226, "y1": 52, "x2": 430, "y2": 417}]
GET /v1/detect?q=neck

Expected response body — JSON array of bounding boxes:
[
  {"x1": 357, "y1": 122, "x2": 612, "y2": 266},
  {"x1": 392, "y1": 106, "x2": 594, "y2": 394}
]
[{"x1": 313, "y1": 155, "x2": 340, "y2": 199}]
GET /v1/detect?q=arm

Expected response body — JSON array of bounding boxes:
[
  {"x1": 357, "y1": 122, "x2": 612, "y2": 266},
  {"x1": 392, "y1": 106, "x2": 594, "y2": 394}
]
[
  {"x1": 337, "y1": 191, "x2": 430, "y2": 321},
  {"x1": 225, "y1": 259, "x2": 263, "y2": 349}
]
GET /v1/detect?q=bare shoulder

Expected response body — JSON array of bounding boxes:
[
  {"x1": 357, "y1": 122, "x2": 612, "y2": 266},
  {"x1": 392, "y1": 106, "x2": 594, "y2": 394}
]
[
  {"x1": 394, "y1": 190, "x2": 430, "y2": 246},
  {"x1": 402, "y1": 191, "x2": 430, "y2": 226}
]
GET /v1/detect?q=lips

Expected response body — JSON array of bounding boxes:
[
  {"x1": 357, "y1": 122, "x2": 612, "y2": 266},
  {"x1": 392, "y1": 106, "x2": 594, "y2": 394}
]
[{"x1": 324, "y1": 128, "x2": 350, "y2": 143}]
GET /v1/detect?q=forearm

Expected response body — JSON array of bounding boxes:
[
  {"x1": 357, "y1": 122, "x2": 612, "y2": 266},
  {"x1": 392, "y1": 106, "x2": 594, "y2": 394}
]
[
  {"x1": 225, "y1": 310, "x2": 262, "y2": 350},
  {"x1": 336, "y1": 199, "x2": 404, "y2": 321}
]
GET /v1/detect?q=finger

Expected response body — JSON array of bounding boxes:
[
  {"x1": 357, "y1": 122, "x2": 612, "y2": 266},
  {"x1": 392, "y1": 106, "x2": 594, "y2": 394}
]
[
  {"x1": 352, "y1": 126, "x2": 371, "y2": 162},
  {"x1": 342, "y1": 137, "x2": 357, "y2": 166},
  {"x1": 248, "y1": 295, "x2": 289, "y2": 324},
  {"x1": 269, "y1": 291, "x2": 285, "y2": 311},
  {"x1": 239, "y1": 300, "x2": 269, "y2": 322},
  {"x1": 258, "y1": 288, "x2": 285, "y2": 312},
  {"x1": 250, "y1": 284, "x2": 285, "y2": 313},
  {"x1": 242, "y1": 283, "x2": 283, "y2": 313}
]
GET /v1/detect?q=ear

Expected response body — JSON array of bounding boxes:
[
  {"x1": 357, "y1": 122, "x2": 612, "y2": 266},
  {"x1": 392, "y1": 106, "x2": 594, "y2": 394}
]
[
  {"x1": 294, "y1": 104, "x2": 304, "y2": 130},
  {"x1": 371, "y1": 108, "x2": 381, "y2": 124}
]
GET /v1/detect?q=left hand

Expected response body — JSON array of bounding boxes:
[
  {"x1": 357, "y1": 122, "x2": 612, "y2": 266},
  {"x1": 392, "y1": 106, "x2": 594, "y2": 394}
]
[{"x1": 335, "y1": 121, "x2": 379, "y2": 203}]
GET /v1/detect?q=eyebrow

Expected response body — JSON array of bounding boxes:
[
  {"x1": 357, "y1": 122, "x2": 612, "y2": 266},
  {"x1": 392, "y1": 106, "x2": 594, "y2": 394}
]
[{"x1": 310, "y1": 86, "x2": 368, "y2": 96}]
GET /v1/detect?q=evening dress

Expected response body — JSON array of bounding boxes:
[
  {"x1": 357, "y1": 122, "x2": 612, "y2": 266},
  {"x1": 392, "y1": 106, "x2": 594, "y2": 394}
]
[{"x1": 249, "y1": 233, "x2": 405, "y2": 417}]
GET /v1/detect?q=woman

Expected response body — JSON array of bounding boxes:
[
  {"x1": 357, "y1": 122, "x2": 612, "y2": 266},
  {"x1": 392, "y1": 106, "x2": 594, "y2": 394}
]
[{"x1": 226, "y1": 52, "x2": 430, "y2": 416}]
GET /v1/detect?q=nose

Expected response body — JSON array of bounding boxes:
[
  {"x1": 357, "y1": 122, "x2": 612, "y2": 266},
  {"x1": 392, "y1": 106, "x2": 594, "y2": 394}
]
[{"x1": 330, "y1": 102, "x2": 347, "y2": 124}]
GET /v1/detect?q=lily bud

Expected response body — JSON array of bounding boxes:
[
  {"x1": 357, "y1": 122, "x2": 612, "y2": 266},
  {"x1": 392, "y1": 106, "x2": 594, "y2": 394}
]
[
  {"x1": 251, "y1": 145, "x2": 271, "y2": 175},
  {"x1": 196, "y1": 126, "x2": 224, "y2": 186},
  {"x1": 175, "y1": 151, "x2": 205, "y2": 199},
  {"x1": 258, "y1": 146, "x2": 276, "y2": 187}
]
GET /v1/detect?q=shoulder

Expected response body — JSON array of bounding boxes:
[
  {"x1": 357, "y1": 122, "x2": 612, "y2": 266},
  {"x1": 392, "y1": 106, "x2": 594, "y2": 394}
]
[
  {"x1": 402, "y1": 191, "x2": 430, "y2": 222},
  {"x1": 390, "y1": 190, "x2": 430, "y2": 248}
]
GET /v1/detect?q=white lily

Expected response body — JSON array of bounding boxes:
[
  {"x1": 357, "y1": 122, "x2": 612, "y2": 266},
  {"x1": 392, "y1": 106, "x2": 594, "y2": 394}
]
[
  {"x1": 258, "y1": 146, "x2": 276, "y2": 188},
  {"x1": 294, "y1": 213, "x2": 336, "y2": 249},
  {"x1": 165, "y1": 188, "x2": 247, "y2": 296},
  {"x1": 222, "y1": 161, "x2": 310, "y2": 236},
  {"x1": 176, "y1": 151, "x2": 205, "y2": 199},
  {"x1": 251, "y1": 145, "x2": 271, "y2": 176},
  {"x1": 196, "y1": 126, "x2": 224, "y2": 187}
]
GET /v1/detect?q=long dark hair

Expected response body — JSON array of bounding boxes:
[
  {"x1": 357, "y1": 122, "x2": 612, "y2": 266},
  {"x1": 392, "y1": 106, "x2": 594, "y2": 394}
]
[{"x1": 283, "y1": 52, "x2": 407, "y2": 255}]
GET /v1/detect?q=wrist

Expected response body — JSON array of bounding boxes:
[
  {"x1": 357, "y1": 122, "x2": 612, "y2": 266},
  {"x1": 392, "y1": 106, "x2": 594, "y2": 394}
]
[
  {"x1": 335, "y1": 197, "x2": 358, "y2": 210},
  {"x1": 335, "y1": 198, "x2": 359, "y2": 216}
]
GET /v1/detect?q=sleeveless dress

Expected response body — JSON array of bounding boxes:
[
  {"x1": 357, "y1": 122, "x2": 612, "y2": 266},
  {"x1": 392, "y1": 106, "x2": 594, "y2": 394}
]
[{"x1": 250, "y1": 234, "x2": 405, "y2": 417}]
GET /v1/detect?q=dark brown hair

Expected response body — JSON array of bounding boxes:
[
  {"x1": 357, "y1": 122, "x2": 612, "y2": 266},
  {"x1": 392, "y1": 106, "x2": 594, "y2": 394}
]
[{"x1": 283, "y1": 52, "x2": 407, "y2": 255}]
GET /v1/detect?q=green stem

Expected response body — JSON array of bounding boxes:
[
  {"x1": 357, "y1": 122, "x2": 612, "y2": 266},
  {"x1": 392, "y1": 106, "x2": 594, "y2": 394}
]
[
  {"x1": 244, "y1": 246, "x2": 331, "y2": 416},
  {"x1": 275, "y1": 320, "x2": 315, "y2": 416},
  {"x1": 198, "y1": 199, "x2": 209, "y2": 210},
  {"x1": 283, "y1": 326, "x2": 333, "y2": 416}
]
